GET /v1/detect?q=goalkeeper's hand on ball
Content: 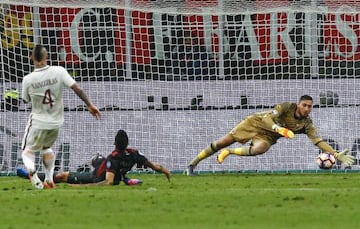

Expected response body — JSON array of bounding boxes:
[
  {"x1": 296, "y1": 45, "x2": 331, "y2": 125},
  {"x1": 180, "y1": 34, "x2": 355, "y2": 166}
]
[
  {"x1": 334, "y1": 149, "x2": 355, "y2": 167},
  {"x1": 272, "y1": 124, "x2": 294, "y2": 139}
]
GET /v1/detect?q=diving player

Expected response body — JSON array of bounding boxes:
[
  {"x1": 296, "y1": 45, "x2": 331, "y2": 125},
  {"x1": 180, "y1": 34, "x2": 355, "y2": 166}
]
[{"x1": 187, "y1": 95, "x2": 354, "y2": 176}]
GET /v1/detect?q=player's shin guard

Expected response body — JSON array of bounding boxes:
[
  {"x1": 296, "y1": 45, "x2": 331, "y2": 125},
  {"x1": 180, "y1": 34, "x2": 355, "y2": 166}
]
[
  {"x1": 190, "y1": 142, "x2": 219, "y2": 166},
  {"x1": 42, "y1": 149, "x2": 55, "y2": 184},
  {"x1": 22, "y1": 150, "x2": 36, "y2": 174}
]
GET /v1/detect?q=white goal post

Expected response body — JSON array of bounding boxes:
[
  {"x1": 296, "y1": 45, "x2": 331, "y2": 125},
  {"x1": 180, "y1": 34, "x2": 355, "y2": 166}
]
[{"x1": 1, "y1": 0, "x2": 360, "y2": 175}]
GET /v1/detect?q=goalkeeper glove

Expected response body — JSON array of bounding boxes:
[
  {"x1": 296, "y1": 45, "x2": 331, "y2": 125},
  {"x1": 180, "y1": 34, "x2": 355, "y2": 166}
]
[
  {"x1": 334, "y1": 149, "x2": 355, "y2": 167},
  {"x1": 272, "y1": 124, "x2": 295, "y2": 139}
]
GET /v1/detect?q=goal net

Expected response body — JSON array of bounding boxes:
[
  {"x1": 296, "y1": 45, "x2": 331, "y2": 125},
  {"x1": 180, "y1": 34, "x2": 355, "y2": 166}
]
[{"x1": 1, "y1": 0, "x2": 360, "y2": 175}]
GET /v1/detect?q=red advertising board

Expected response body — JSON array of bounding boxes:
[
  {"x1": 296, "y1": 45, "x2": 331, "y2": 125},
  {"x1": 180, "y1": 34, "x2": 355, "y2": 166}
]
[{"x1": 3, "y1": 2, "x2": 360, "y2": 66}]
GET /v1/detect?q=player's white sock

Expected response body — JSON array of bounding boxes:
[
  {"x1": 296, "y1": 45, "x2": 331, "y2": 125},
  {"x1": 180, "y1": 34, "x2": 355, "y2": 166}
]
[
  {"x1": 22, "y1": 150, "x2": 36, "y2": 174},
  {"x1": 42, "y1": 149, "x2": 55, "y2": 183}
]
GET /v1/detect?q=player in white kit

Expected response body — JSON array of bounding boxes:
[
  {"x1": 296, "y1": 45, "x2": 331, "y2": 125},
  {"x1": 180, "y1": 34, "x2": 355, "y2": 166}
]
[{"x1": 21, "y1": 44, "x2": 101, "y2": 189}]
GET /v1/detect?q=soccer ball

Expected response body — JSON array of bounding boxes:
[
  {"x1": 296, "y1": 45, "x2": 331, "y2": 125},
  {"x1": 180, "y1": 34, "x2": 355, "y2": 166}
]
[{"x1": 316, "y1": 152, "x2": 336, "y2": 169}]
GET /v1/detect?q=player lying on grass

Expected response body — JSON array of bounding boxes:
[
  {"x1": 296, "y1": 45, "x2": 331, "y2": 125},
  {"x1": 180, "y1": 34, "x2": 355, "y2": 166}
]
[
  {"x1": 187, "y1": 95, "x2": 355, "y2": 176},
  {"x1": 18, "y1": 129, "x2": 171, "y2": 185},
  {"x1": 17, "y1": 154, "x2": 143, "y2": 186}
]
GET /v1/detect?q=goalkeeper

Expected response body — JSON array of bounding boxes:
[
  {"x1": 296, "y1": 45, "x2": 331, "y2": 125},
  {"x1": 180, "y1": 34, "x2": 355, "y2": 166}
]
[{"x1": 187, "y1": 95, "x2": 355, "y2": 176}]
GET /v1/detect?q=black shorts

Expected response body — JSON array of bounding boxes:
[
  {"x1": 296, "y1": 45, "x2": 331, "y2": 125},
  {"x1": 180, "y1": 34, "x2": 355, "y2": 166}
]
[{"x1": 67, "y1": 172, "x2": 98, "y2": 184}]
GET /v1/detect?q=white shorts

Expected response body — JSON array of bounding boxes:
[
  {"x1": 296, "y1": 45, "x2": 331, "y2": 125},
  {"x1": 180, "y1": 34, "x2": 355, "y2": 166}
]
[{"x1": 22, "y1": 127, "x2": 59, "y2": 152}]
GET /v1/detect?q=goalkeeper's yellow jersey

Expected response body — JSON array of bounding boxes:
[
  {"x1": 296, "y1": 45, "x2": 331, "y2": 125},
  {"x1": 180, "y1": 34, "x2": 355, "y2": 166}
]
[{"x1": 248, "y1": 102, "x2": 322, "y2": 145}]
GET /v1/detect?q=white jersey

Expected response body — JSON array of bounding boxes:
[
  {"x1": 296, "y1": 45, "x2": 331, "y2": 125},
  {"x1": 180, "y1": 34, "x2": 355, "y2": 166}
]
[{"x1": 22, "y1": 65, "x2": 76, "y2": 129}]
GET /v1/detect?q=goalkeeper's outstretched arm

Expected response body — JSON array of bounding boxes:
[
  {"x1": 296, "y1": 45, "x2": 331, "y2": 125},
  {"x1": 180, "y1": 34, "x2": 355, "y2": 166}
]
[
  {"x1": 307, "y1": 125, "x2": 355, "y2": 167},
  {"x1": 316, "y1": 141, "x2": 355, "y2": 167}
]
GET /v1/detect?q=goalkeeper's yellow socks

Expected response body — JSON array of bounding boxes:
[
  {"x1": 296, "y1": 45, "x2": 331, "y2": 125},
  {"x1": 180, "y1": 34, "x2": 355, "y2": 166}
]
[
  {"x1": 230, "y1": 146, "x2": 251, "y2": 156},
  {"x1": 217, "y1": 146, "x2": 252, "y2": 164},
  {"x1": 189, "y1": 142, "x2": 218, "y2": 166}
]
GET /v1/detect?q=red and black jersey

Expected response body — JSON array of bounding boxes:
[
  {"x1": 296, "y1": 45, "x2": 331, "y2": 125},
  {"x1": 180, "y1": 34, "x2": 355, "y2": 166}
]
[
  {"x1": 105, "y1": 148, "x2": 148, "y2": 185},
  {"x1": 67, "y1": 148, "x2": 147, "y2": 185},
  {"x1": 93, "y1": 156, "x2": 107, "y2": 181}
]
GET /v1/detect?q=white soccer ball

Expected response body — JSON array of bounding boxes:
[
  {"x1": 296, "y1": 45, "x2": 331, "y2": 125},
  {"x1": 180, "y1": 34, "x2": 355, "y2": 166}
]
[{"x1": 317, "y1": 152, "x2": 336, "y2": 169}]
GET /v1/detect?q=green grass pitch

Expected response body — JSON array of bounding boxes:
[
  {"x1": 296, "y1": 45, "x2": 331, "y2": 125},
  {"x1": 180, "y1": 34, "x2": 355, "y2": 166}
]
[{"x1": 1, "y1": 172, "x2": 360, "y2": 229}]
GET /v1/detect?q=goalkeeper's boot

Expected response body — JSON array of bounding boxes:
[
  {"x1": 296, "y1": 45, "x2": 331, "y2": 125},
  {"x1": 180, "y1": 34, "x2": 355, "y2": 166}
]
[
  {"x1": 29, "y1": 172, "x2": 44, "y2": 190},
  {"x1": 43, "y1": 179, "x2": 56, "y2": 189},
  {"x1": 186, "y1": 165, "x2": 196, "y2": 176},
  {"x1": 217, "y1": 148, "x2": 230, "y2": 164}
]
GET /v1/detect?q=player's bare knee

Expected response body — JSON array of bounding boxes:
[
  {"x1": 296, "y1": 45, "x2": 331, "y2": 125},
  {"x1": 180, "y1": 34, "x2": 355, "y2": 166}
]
[
  {"x1": 251, "y1": 145, "x2": 270, "y2": 155},
  {"x1": 216, "y1": 134, "x2": 235, "y2": 149},
  {"x1": 250, "y1": 150, "x2": 266, "y2": 156}
]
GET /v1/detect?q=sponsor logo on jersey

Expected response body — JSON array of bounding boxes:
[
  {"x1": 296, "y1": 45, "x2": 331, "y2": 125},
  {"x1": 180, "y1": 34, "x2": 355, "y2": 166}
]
[
  {"x1": 137, "y1": 150, "x2": 144, "y2": 156},
  {"x1": 106, "y1": 161, "x2": 111, "y2": 168}
]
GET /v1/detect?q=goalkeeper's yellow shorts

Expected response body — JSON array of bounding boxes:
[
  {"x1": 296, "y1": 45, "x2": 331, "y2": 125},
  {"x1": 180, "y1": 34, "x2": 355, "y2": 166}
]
[{"x1": 230, "y1": 117, "x2": 279, "y2": 146}]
